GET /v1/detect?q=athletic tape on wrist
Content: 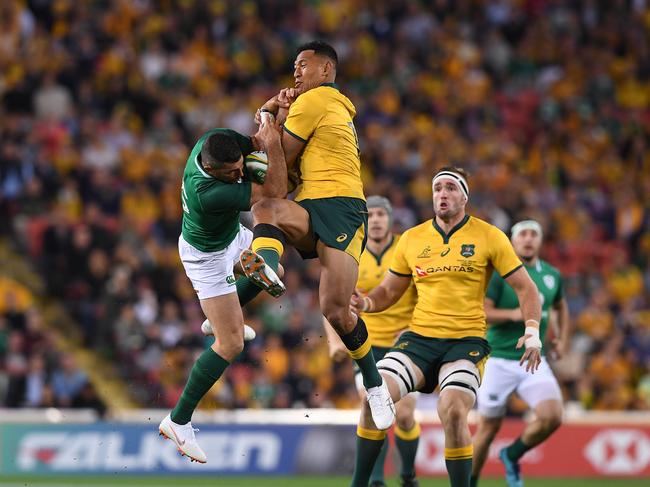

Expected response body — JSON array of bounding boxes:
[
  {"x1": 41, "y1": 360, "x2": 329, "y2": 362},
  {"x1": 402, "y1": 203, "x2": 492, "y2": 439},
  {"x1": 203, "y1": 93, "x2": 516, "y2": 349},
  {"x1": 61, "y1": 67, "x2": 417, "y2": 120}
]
[
  {"x1": 524, "y1": 325, "x2": 542, "y2": 349},
  {"x1": 363, "y1": 296, "x2": 374, "y2": 313}
]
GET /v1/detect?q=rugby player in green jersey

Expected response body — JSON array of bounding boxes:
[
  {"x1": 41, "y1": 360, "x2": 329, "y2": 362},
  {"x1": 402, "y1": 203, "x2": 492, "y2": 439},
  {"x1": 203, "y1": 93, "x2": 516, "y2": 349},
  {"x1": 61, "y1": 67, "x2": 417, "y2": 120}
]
[
  {"x1": 472, "y1": 220, "x2": 570, "y2": 487},
  {"x1": 158, "y1": 120, "x2": 287, "y2": 463}
]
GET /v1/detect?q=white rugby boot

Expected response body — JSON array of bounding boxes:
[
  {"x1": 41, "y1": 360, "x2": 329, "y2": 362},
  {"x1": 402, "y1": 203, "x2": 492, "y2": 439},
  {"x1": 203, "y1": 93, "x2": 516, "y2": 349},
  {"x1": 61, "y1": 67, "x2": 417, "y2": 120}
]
[
  {"x1": 239, "y1": 249, "x2": 286, "y2": 298},
  {"x1": 158, "y1": 414, "x2": 207, "y2": 463},
  {"x1": 200, "y1": 319, "x2": 256, "y2": 341},
  {"x1": 366, "y1": 379, "x2": 396, "y2": 430}
]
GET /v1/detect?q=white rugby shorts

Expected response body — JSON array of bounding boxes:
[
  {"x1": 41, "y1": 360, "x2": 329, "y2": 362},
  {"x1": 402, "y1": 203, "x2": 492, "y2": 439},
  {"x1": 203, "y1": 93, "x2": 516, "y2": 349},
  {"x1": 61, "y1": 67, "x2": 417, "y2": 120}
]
[
  {"x1": 477, "y1": 356, "x2": 562, "y2": 418},
  {"x1": 178, "y1": 225, "x2": 253, "y2": 300}
]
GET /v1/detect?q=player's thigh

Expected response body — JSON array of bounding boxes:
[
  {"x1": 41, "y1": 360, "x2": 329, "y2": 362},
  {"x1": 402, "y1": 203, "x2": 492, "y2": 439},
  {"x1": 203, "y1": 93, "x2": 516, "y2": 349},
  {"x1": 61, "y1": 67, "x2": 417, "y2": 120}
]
[
  {"x1": 252, "y1": 198, "x2": 313, "y2": 249},
  {"x1": 317, "y1": 241, "x2": 359, "y2": 309},
  {"x1": 377, "y1": 349, "x2": 426, "y2": 401},
  {"x1": 438, "y1": 337, "x2": 491, "y2": 406},
  {"x1": 199, "y1": 292, "x2": 244, "y2": 335},
  {"x1": 179, "y1": 235, "x2": 238, "y2": 299},
  {"x1": 438, "y1": 359, "x2": 481, "y2": 414},
  {"x1": 477, "y1": 357, "x2": 521, "y2": 419},
  {"x1": 515, "y1": 357, "x2": 563, "y2": 410}
]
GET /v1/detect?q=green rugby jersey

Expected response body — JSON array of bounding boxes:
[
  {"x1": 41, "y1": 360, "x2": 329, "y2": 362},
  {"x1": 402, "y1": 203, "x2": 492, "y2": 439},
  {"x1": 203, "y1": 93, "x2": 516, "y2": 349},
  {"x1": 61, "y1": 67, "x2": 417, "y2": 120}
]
[
  {"x1": 181, "y1": 128, "x2": 254, "y2": 252},
  {"x1": 486, "y1": 259, "x2": 563, "y2": 360}
]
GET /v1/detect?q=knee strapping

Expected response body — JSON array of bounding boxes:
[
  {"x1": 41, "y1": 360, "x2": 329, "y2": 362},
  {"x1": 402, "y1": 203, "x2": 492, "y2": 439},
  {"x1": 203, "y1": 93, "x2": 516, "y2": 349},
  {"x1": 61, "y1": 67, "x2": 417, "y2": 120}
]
[
  {"x1": 439, "y1": 360, "x2": 481, "y2": 403},
  {"x1": 377, "y1": 352, "x2": 418, "y2": 399}
]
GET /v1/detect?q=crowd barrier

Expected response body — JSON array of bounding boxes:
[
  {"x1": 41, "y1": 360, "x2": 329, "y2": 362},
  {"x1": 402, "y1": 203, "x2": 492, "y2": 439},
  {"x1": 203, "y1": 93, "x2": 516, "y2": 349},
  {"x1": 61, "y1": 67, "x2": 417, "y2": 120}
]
[{"x1": 1, "y1": 409, "x2": 648, "y2": 477}]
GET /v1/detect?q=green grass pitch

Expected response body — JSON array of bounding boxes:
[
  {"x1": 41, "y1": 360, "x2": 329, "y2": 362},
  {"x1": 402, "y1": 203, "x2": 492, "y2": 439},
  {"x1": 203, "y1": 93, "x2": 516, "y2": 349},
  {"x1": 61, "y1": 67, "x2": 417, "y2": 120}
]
[{"x1": 1, "y1": 476, "x2": 647, "y2": 486}]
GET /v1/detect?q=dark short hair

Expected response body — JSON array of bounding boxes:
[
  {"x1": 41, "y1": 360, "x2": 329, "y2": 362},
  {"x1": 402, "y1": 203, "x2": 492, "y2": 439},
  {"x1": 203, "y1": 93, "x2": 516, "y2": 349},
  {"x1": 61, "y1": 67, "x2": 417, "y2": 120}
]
[
  {"x1": 297, "y1": 40, "x2": 338, "y2": 66},
  {"x1": 436, "y1": 165, "x2": 470, "y2": 184},
  {"x1": 201, "y1": 133, "x2": 242, "y2": 169}
]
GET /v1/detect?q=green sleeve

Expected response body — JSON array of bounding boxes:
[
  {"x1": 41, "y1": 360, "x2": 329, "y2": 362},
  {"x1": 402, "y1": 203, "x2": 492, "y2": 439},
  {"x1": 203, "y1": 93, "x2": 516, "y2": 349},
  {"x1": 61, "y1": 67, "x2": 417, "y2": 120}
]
[
  {"x1": 198, "y1": 180, "x2": 252, "y2": 212},
  {"x1": 553, "y1": 273, "x2": 564, "y2": 304},
  {"x1": 486, "y1": 272, "x2": 503, "y2": 302}
]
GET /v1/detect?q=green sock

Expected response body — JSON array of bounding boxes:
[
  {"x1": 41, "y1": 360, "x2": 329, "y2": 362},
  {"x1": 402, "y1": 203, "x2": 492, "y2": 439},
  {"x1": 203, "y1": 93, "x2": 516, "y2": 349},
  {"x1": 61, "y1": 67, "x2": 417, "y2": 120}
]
[
  {"x1": 235, "y1": 276, "x2": 262, "y2": 306},
  {"x1": 506, "y1": 437, "x2": 531, "y2": 462},
  {"x1": 170, "y1": 348, "x2": 229, "y2": 425},
  {"x1": 445, "y1": 446, "x2": 473, "y2": 487},
  {"x1": 470, "y1": 474, "x2": 478, "y2": 487},
  {"x1": 341, "y1": 317, "x2": 382, "y2": 389},
  {"x1": 368, "y1": 437, "x2": 389, "y2": 484},
  {"x1": 395, "y1": 424, "x2": 420, "y2": 477},
  {"x1": 446, "y1": 458, "x2": 472, "y2": 487},
  {"x1": 254, "y1": 247, "x2": 280, "y2": 272},
  {"x1": 251, "y1": 223, "x2": 285, "y2": 274},
  {"x1": 351, "y1": 429, "x2": 385, "y2": 487}
]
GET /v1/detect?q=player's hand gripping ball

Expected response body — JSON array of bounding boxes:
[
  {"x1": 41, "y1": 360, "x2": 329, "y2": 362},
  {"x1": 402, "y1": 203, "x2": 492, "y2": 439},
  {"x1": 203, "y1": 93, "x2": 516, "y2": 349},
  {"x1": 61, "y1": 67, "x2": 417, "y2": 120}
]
[{"x1": 245, "y1": 151, "x2": 269, "y2": 184}]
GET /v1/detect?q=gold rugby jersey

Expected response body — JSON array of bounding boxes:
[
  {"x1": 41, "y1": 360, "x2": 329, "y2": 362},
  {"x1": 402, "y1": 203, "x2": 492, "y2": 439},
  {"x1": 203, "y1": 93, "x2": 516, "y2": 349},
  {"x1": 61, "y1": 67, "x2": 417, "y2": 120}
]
[
  {"x1": 358, "y1": 235, "x2": 417, "y2": 347},
  {"x1": 283, "y1": 83, "x2": 365, "y2": 201},
  {"x1": 390, "y1": 215, "x2": 522, "y2": 339}
]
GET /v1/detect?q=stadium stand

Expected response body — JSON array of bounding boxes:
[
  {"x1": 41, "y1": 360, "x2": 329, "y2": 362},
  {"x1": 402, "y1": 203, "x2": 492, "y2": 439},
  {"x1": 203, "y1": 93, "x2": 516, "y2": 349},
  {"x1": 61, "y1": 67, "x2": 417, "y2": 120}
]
[{"x1": 1, "y1": 0, "x2": 649, "y2": 414}]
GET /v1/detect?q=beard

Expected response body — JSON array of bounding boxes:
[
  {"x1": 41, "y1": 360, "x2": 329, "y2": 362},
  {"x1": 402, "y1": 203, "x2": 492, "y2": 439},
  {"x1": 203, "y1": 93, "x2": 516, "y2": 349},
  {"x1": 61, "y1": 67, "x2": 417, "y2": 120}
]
[{"x1": 369, "y1": 229, "x2": 390, "y2": 243}]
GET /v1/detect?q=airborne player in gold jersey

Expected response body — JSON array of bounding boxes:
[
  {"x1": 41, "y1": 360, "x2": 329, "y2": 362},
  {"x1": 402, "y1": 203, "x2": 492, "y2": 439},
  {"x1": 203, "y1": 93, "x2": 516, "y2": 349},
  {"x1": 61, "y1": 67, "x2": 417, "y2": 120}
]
[{"x1": 241, "y1": 41, "x2": 395, "y2": 430}]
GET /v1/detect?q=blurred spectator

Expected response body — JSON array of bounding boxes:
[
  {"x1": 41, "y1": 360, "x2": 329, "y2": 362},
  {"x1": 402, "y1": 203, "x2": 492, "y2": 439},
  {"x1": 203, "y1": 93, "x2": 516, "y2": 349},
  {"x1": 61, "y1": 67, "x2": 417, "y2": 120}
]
[{"x1": 51, "y1": 355, "x2": 87, "y2": 407}]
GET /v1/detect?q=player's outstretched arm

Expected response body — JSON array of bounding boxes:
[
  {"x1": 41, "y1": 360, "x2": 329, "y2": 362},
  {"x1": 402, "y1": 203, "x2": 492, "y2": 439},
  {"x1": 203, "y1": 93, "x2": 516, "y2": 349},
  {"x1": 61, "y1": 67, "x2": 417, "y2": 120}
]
[
  {"x1": 351, "y1": 272, "x2": 411, "y2": 315},
  {"x1": 550, "y1": 297, "x2": 571, "y2": 359},
  {"x1": 250, "y1": 120, "x2": 287, "y2": 203},
  {"x1": 505, "y1": 267, "x2": 542, "y2": 372}
]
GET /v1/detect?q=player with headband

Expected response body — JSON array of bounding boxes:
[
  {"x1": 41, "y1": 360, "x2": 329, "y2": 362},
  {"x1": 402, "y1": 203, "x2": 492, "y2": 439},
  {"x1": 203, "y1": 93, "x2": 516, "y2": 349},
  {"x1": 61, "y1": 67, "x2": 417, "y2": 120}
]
[{"x1": 348, "y1": 166, "x2": 542, "y2": 487}]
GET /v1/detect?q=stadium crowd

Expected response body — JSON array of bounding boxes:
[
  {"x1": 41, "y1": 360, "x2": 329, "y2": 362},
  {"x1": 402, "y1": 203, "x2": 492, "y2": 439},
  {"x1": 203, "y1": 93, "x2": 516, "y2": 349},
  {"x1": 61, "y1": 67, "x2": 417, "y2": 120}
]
[
  {"x1": 0, "y1": 276, "x2": 105, "y2": 413},
  {"x1": 1, "y1": 0, "x2": 649, "y2": 412}
]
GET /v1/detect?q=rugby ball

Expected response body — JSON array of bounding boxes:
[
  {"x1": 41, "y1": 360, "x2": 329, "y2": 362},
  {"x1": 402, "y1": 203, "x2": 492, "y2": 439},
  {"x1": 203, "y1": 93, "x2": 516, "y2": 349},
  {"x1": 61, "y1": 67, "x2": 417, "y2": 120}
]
[{"x1": 245, "y1": 151, "x2": 268, "y2": 184}]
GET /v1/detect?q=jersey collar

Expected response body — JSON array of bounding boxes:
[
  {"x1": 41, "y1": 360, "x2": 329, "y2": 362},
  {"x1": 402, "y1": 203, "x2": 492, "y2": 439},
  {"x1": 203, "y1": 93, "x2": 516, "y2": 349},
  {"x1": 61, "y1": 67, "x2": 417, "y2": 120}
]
[
  {"x1": 320, "y1": 82, "x2": 339, "y2": 90},
  {"x1": 367, "y1": 235, "x2": 394, "y2": 266},
  {"x1": 524, "y1": 259, "x2": 542, "y2": 272},
  {"x1": 194, "y1": 153, "x2": 212, "y2": 178},
  {"x1": 432, "y1": 214, "x2": 470, "y2": 244}
]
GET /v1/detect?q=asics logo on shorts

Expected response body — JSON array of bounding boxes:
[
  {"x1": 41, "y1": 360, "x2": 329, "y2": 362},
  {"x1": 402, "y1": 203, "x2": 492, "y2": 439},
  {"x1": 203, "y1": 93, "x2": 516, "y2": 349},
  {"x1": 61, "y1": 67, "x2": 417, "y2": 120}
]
[
  {"x1": 469, "y1": 350, "x2": 480, "y2": 357},
  {"x1": 336, "y1": 233, "x2": 348, "y2": 242}
]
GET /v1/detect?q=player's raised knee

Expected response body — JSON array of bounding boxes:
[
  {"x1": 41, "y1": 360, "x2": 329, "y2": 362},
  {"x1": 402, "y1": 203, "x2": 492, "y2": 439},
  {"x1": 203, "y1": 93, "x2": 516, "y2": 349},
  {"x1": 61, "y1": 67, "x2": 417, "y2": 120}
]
[{"x1": 251, "y1": 197, "x2": 282, "y2": 220}]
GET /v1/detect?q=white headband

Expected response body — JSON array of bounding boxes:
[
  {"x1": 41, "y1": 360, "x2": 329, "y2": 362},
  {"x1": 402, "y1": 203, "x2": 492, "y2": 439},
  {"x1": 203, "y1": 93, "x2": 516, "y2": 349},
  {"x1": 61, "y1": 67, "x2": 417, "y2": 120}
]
[
  {"x1": 511, "y1": 220, "x2": 543, "y2": 239},
  {"x1": 432, "y1": 171, "x2": 469, "y2": 199}
]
